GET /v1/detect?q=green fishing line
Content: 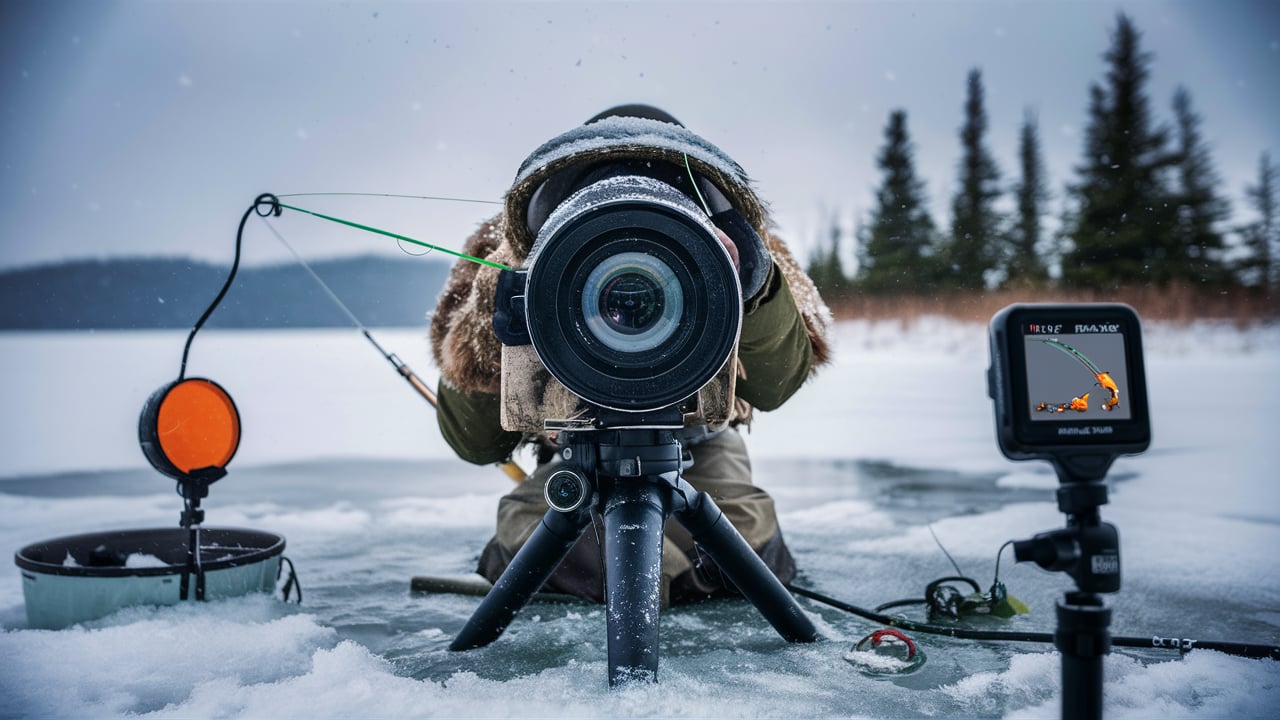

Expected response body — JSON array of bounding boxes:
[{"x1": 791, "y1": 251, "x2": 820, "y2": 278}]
[
  {"x1": 278, "y1": 203, "x2": 511, "y2": 270},
  {"x1": 276, "y1": 192, "x2": 501, "y2": 205},
  {"x1": 684, "y1": 153, "x2": 713, "y2": 216}
]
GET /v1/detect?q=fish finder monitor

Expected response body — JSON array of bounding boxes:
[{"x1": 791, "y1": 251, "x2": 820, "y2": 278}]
[{"x1": 988, "y1": 304, "x2": 1150, "y2": 481}]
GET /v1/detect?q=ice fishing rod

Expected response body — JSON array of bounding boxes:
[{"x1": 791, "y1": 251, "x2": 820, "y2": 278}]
[
  {"x1": 786, "y1": 583, "x2": 1280, "y2": 661},
  {"x1": 175, "y1": 192, "x2": 525, "y2": 483},
  {"x1": 254, "y1": 196, "x2": 526, "y2": 483}
]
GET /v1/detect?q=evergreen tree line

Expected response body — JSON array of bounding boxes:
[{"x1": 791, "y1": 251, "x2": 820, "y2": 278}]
[{"x1": 807, "y1": 14, "x2": 1279, "y2": 297}]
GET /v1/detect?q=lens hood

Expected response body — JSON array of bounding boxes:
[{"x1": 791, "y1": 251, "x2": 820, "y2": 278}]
[{"x1": 524, "y1": 175, "x2": 742, "y2": 412}]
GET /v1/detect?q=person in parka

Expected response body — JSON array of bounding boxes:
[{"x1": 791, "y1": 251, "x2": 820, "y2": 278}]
[{"x1": 430, "y1": 104, "x2": 831, "y2": 605}]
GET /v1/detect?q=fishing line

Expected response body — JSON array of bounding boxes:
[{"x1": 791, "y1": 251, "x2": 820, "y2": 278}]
[
  {"x1": 276, "y1": 192, "x2": 502, "y2": 206},
  {"x1": 261, "y1": 219, "x2": 367, "y2": 331},
  {"x1": 683, "y1": 153, "x2": 713, "y2": 216},
  {"x1": 928, "y1": 525, "x2": 965, "y2": 577},
  {"x1": 277, "y1": 202, "x2": 512, "y2": 271},
  {"x1": 260, "y1": 214, "x2": 436, "y2": 398},
  {"x1": 276, "y1": 193, "x2": 500, "y2": 259},
  {"x1": 259, "y1": 213, "x2": 437, "y2": 395},
  {"x1": 258, "y1": 214, "x2": 527, "y2": 483},
  {"x1": 397, "y1": 239, "x2": 432, "y2": 257}
]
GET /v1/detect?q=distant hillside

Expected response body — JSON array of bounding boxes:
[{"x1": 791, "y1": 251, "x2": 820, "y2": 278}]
[{"x1": 0, "y1": 255, "x2": 453, "y2": 329}]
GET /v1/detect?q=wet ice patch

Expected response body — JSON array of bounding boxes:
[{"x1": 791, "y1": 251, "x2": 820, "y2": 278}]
[
  {"x1": 995, "y1": 470, "x2": 1058, "y2": 490},
  {"x1": 377, "y1": 494, "x2": 501, "y2": 529},
  {"x1": 212, "y1": 501, "x2": 373, "y2": 538},
  {"x1": 779, "y1": 499, "x2": 891, "y2": 533}
]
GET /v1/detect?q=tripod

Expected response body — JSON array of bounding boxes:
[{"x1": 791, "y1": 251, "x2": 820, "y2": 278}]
[
  {"x1": 449, "y1": 426, "x2": 817, "y2": 685},
  {"x1": 1013, "y1": 457, "x2": 1120, "y2": 720}
]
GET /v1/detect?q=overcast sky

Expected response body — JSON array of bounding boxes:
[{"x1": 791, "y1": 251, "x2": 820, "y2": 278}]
[{"x1": 2, "y1": 0, "x2": 1277, "y2": 272}]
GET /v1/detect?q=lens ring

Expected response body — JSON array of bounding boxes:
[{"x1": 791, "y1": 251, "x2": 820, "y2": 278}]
[
  {"x1": 581, "y1": 251, "x2": 683, "y2": 353},
  {"x1": 524, "y1": 195, "x2": 741, "y2": 412}
]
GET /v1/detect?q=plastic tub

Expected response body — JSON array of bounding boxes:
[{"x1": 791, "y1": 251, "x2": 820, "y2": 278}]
[{"x1": 14, "y1": 527, "x2": 284, "y2": 629}]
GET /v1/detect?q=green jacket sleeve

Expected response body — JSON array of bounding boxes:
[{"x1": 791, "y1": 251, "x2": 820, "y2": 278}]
[
  {"x1": 734, "y1": 268, "x2": 814, "y2": 412},
  {"x1": 436, "y1": 381, "x2": 523, "y2": 466}
]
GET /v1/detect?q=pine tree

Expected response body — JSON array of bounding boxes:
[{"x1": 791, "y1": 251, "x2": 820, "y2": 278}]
[
  {"x1": 1005, "y1": 110, "x2": 1051, "y2": 287},
  {"x1": 1169, "y1": 86, "x2": 1232, "y2": 286},
  {"x1": 1063, "y1": 14, "x2": 1175, "y2": 289},
  {"x1": 858, "y1": 110, "x2": 939, "y2": 292},
  {"x1": 945, "y1": 68, "x2": 1003, "y2": 289},
  {"x1": 806, "y1": 213, "x2": 849, "y2": 296},
  {"x1": 1237, "y1": 152, "x2": 1279, "y2": 287}
]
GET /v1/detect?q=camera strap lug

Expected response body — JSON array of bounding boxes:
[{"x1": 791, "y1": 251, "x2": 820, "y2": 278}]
[{"x1": 492, "y1": 268, "x2": 531, "y2": 346}]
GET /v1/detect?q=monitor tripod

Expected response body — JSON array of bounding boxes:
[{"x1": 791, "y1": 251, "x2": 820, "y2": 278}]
[{"x1": 449, "y1": 422, "x2": 817, "y2": 686}]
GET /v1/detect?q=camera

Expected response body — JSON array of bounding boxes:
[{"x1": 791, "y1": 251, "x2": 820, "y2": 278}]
[
  {"x1": 495, "y1": 173, "x2": 742, "y2": 431},
  {"x1": 987, "y1": 303, "x2": 1150, "y2": 481}
]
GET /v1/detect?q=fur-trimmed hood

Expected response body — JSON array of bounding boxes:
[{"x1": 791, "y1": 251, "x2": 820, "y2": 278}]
[{"x1": 431, "y1": 116, "x2": 831, "y2": 403}]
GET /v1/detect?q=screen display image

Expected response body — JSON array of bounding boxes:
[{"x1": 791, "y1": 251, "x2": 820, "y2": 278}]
[{"x1": 1023, "y1": 325, "x2": 1132, "y2": 422}]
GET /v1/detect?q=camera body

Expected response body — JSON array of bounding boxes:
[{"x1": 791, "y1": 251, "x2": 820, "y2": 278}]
[
  {"x1": 987, "y1": 303, "x2": 1150, "y2": 481},
  {"x1": 496, "y1": 174, "x2": 742, "y2": 432}
]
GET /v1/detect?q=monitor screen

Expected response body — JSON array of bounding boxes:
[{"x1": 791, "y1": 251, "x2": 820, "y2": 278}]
[{"x1": 1022, "y1": 323, "x2": 1132, "y2": 422}]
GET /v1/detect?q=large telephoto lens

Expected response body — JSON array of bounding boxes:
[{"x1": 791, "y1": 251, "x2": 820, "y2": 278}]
[{"x1": 524, "y1": 175, "x2": 741, "y2": 412}]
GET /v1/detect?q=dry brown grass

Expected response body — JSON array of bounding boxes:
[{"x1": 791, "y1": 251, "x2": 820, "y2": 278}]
[{"x1": 826, "y1": 284, "x2": 1278, "y2": 326}]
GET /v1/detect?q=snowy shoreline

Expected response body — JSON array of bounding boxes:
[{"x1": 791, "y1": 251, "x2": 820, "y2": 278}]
[{"x1": 1, "y1": 318, "x2": 1276, "y2": 480}]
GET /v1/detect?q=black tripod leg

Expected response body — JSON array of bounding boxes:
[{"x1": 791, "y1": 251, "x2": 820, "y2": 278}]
[
  {"x1": 601, "y1": 478, "x2": 669, "y2": 686},
  {"x1": 450, "y1": 505, "x2": 592, "y2": 652},
  {"x1": 674, "y1": 490, "x2": 817, "y2": 643}
]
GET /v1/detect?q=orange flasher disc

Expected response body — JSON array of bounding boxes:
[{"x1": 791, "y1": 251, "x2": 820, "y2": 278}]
[{"x1": 139, "y1": 378, "x2": 241, "y2": 481}]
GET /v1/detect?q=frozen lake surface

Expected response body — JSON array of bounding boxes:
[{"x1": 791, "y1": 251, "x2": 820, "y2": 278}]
[{"x1": 1, "y1": 321, "x2": 1278, "y2": 718}]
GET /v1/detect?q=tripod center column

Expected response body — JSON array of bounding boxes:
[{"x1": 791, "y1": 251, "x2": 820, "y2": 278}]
[{"x1": 594, "y1": 429, "x2": 684, "y2": 686}]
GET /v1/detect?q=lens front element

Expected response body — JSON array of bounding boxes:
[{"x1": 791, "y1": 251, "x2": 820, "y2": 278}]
[{"x1": 583, "y1": 251, "x2": 683, "y2": 353}]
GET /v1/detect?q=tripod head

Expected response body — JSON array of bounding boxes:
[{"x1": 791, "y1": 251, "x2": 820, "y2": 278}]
[{"x1": 541, "y1": 403, "x2": 693, "y2": 511}]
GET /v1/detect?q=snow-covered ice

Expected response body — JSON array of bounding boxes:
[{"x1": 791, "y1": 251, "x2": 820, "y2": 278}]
[{"x1": 1, "y1": 319, "x2": 1277, "y2": 718}]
